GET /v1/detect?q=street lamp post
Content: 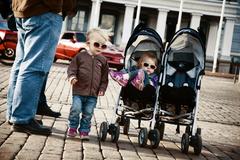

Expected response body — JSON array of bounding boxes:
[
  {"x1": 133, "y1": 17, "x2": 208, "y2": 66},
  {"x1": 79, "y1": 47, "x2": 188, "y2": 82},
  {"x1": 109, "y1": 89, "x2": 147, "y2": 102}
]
[
  {"x1": 176, "y1": 0, "x2": 184, "y2": 32},
  {"x1": 134, "y1": 0, "x2": 142, "y2": 27},
  {"x1": 212, "y1": 0, "x2": 226, "y2": 73}
]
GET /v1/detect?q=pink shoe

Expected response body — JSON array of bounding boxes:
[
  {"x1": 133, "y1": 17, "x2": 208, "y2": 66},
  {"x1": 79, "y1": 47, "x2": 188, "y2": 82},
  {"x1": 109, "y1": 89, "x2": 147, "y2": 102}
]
[
  {"x1": 67, "y1": 128, "x2": 77, "y2": 137},
  {"x1": 109, "y1": 70, "x2": 128, "y2": 86},
  {"x1": 131, "y1": 70, "x2": 145, "y2": 91},
  {"x1": 80, "y1": 131, "x2": 89, "y2": 140}
]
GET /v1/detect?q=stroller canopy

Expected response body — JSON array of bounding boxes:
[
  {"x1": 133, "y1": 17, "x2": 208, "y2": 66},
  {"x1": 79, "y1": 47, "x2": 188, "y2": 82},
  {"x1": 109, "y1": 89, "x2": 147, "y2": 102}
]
[
  {"x1": 124, "y1": 23, "x2": 164, "y2": 69},
  {"x1": 165, "y1": 28, "x2": 205, "y2": 72}
]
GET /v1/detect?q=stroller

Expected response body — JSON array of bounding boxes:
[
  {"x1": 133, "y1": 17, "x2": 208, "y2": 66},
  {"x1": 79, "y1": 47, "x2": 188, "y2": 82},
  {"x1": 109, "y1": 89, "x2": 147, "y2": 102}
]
[
  {"x1": 99, "y1": 23, "x2": 164, "y2": 148},
  {"x1": 154, "y1": 28, "x2": 205, "y2": 154}
]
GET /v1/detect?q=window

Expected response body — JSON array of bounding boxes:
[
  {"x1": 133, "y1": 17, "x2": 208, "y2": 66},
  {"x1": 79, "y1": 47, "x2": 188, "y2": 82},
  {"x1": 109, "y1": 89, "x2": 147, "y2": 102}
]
[
  {"x1": 231, "y1": 25, "x2": 240, "y2": 53},
  {"x1": 99, "y1": 14, "x2": 116, "y2": 36},
  {"x1": 67, "y1": 10, "x2": 88, "y2": 33}
]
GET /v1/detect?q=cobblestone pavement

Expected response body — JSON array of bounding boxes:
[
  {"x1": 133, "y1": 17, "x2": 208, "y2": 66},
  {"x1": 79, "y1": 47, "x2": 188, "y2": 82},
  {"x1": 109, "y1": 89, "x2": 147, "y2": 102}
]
[{"x1": 0, "y1": 62, "x2": 240, "y2": 160}]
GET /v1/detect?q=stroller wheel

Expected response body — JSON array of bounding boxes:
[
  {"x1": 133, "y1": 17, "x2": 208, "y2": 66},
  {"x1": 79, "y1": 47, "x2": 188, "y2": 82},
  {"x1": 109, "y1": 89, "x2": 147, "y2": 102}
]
[
  {"x1": 185, "y1": 125, "x2": 191, "y2": 134},
  {"x1": 192, "y1": 129, "x2": 202, "y2": 155},
  {"x1": 148, "y1": 129, "x2": 160, "y2": 149},
  {"x1": 109, "y1": 124, "x2": 120, "y2": 142},
  {"x1": 99, "y1": 122, "x2": 108, "y2": 141},
  {"x1": 155, "y1": 122, "x2": 165, "y2": 140},
  {"x1": 138, "y1": 128, "x2": 148, "y2": 147},
  {"x1": 181, "y1": 133, "x2": 189, "y2": 154},
  {"x1": 196, "y1": 128, "x2": 201, "y2": 135},
  {"x1": 123, "y1": 117, "x2": 130, "y2": 135}
]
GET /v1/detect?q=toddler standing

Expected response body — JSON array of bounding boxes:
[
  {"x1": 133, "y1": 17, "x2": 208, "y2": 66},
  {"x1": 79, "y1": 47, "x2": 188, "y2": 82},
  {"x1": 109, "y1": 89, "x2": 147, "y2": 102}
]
[{"x1": 67, "y1": 28, "x2": 109, "y2": 140}]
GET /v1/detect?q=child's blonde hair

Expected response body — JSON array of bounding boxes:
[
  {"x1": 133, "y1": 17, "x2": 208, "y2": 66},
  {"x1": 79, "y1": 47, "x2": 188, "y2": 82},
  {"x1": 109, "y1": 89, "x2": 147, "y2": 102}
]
[
  {"x1": 86, "y1": 28, "x2": 110, "y2": 42},
  {"x1": 137, "y1": 52, "x2": 158, "y2": 68}
]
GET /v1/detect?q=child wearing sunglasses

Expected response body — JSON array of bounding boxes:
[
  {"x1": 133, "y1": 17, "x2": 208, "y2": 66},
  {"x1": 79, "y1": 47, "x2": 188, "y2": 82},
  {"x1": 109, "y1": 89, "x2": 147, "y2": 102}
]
[
  {"x1": 67, "y1": 28, "x2": 109, "y2": 140},
  {"x1": 110, "y1": 52, "x2": 158, "y2": 91}
]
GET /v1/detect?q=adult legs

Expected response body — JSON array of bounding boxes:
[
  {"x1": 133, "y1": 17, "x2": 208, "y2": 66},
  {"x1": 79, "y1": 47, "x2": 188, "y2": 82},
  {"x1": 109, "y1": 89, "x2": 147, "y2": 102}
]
[
  {"x1": 37, "y1": 73, "x2": 61, "y2": 118},
  {"x1": 8, "y1": 13, "x2": 62, "y2": 135}
]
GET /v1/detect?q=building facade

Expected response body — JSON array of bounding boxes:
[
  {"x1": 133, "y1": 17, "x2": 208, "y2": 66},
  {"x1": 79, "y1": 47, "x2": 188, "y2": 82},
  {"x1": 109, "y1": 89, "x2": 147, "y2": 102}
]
[{"x1": 62, "y1": 0, "x2": 240, "y2": 73}]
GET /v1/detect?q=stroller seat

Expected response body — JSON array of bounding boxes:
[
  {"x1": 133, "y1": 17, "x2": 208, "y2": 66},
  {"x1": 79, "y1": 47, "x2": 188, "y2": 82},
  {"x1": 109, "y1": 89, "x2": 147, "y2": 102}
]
[
  {"x1": 160, "y1": 51, "x2": 198, "y2": 107},
  {"x1": 121, "y1": 83, "x2": 156, "y2": 111}
]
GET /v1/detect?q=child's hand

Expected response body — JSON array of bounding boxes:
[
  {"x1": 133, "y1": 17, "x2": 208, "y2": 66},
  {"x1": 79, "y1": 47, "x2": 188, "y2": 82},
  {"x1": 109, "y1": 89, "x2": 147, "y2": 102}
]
[
  {"x1": 98, "y1": 91, "x2": 104, "y2": 96},
  {"x1": 70, "y1": 78, "x2": 78, "y2": 85}
]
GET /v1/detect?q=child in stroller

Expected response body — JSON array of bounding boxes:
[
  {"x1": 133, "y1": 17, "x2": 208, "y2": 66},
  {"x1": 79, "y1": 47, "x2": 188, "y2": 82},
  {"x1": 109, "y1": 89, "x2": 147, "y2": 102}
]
[
  {"x1": 99, "y1": 24, "x2": 164, "y2": 148},
  {"x1": 109, "y1": 51, "x2": 158, "y2": 110}
]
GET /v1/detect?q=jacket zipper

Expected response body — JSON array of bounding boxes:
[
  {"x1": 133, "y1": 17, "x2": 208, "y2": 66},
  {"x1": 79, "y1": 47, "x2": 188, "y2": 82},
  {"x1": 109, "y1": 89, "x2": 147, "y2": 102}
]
[{"x1": 89, "y1": 56, "x2": 95, "y2": 95}]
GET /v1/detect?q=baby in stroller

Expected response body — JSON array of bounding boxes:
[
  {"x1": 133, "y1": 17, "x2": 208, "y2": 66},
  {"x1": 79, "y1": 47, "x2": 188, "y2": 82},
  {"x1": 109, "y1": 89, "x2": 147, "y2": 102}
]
[
  {"x1": 110, "y1": 51, "x2": 158, "y2": 111},
  {"x1": 99, "y1": 24, "x2": 164, "y2": 146}
]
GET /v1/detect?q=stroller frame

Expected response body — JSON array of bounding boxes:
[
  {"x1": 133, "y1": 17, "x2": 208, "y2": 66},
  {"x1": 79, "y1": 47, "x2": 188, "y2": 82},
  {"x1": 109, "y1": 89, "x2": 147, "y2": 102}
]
[
  {"x1": 156, "y1": 28, "x2": 205, "y2": 155},
  {"x1": 99, "y1": 23, "x2": 164, "y2": 148}
]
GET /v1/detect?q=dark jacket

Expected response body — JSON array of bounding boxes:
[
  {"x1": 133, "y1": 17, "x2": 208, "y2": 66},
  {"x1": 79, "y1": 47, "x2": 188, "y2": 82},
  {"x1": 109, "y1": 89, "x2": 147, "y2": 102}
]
[
  {"x1": 67, "y1": 51, "x2": 109, "y2": 97},
  {"x1": 12, "y1": 0, "x2": 76, "y2": 18}
]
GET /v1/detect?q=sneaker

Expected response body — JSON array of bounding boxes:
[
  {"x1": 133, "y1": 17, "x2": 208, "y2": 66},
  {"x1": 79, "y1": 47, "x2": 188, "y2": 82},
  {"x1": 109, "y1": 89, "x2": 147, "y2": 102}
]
[
  {"x1": 131, "y1": 70, "x2": 145, "y2": 91},
  {"x1": 109, "y1": 71, "x2": 128, "y2": 86},
  {"x1": 80, "y1": 131, "x2": 89, "y2": 140},
  {"x1": 67, "y1": 128, "x2": 77, "y2": 137}
]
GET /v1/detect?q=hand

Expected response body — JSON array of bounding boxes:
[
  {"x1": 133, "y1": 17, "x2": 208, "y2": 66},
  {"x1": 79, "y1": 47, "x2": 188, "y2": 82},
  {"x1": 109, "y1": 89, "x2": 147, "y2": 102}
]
[
  {"x1": 98, "y1": 91, "x2": 104, "y2": 96},
  {"x1": 70, "y1": 78, "x2": 78, "y2": 85}
]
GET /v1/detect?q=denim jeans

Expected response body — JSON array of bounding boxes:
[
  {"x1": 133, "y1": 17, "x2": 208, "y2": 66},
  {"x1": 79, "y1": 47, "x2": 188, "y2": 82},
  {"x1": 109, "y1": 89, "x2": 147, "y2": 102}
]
[
  {"x1": 6, "y1": 13, "x2": 62, "y2": 124},
  {"x1": 68, "y1": 95, "x2": 97, "y2": 133}
]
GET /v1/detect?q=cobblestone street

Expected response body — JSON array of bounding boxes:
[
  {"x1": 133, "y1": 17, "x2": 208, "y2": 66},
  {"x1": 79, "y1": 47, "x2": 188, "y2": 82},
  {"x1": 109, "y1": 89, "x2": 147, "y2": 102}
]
[{"x1": 0, "y1": 62, "x2": 240, "y2": 160}]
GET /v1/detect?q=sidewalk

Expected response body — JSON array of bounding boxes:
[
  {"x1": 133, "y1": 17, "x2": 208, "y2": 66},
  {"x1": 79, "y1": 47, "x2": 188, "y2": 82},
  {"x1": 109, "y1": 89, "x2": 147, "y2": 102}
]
[{"x1": 0, "y1": 62, "x2": 240, "y2": 160}]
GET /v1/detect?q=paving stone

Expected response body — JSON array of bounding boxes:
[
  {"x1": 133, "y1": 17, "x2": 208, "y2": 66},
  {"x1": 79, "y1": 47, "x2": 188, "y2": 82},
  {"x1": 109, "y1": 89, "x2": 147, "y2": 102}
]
[
  {"x1": 0, "y1": 63, "x2": 240, "y2": 160},
  {"x1": 38, "y1": 153, "x2": 62, "y2": 160},
  {"x1": 0, "y1": 152, "x2": 16, "y2": 160},
  {"x1": 83, "y1": 149, "x2": 103, "y2": 160},
  {"x1": 102, "y1": 149, "x2": 121, "y2": 159},
  {"x1": 63, "y1": 151, "x2": 82, "y2": 160},
  {"x1": 16, "y1": 149, "x2": 40, "y2": 160}
]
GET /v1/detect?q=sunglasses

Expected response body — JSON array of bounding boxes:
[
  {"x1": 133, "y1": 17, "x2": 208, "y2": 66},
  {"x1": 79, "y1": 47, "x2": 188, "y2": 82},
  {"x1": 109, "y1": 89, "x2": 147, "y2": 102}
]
[
  {"x1": 143, "y1": 62, "x2": 156, "y2": 70},
  {"x1": 93, "y1": 42, "x2": 107, "y2": 49}
]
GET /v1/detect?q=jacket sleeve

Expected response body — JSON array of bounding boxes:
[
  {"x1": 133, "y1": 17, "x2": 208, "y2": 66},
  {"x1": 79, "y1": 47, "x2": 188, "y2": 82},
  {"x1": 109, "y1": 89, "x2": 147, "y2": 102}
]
[
  {"x1": 67, "y1": 54, "x2": 79, "y2": 80},
  {"x1": 99, "y1": 61, "x2": 109, "y2": 93}
]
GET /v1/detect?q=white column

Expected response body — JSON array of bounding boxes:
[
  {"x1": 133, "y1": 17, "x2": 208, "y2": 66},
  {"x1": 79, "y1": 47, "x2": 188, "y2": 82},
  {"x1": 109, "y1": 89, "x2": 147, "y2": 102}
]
[
  {"x1": 156, "y1": 9, "x2": 169, "y2": 42},
  {"x1": 206, "y1": 21, "x2": 218, "y2": 58},
  {"x1": 89, "y1": 0, "x2": 102, "y2": 29},
  {"x1": 121, "y1": 4, "x2": 135, "y2": 46},
  {"x1": 221, "y1": 18, "x2": 235, "y2": 57},
  {"x1": 61, "y1": 16, "x2": 68, "y2": 33},
  {"x1": 190, "y1": 13, "x2": 202, "y2": 30}
]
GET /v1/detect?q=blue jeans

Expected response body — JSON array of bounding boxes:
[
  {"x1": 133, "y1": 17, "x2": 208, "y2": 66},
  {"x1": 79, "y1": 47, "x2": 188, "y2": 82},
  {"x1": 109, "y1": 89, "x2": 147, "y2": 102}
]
[
  {"x1": 68, "y1": 95, "x2": 97, "y2": 133},
  {"x1": 6, "y1": 13, "x2": 62, "y2": 124}
]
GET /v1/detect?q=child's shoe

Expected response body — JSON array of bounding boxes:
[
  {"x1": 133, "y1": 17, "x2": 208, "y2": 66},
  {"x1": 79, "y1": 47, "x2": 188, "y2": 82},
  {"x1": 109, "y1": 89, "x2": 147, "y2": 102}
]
[
  {"x1": 80, "y1": 131, "x2": 89, "y2": 140},
  {"x1": 109, "y1": 70, "x2": 128, "y2": 86},
  {"x1": 131, "y1": 70, "x2": 145, "y2": 91},
  {"x1": 67, "y1": 128, "x2": 77, "y2": 137}
]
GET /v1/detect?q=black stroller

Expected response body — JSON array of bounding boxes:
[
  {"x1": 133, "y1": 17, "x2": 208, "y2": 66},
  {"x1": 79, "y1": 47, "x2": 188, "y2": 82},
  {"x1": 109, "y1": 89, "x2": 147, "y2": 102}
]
[
  {"x1": 155, "y1": 28, "x2": 205, "y2": 154},
  {"x1": 99, "y1": 24, "x2": 164, "y2": 148}
]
